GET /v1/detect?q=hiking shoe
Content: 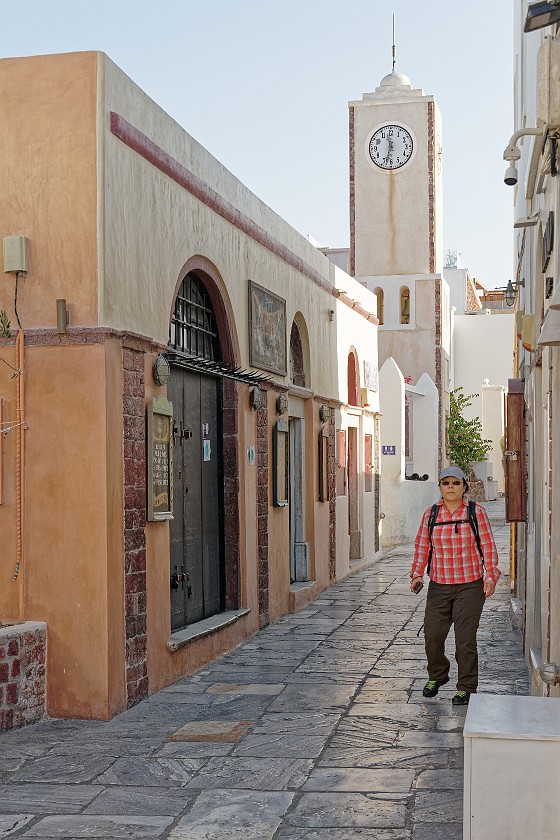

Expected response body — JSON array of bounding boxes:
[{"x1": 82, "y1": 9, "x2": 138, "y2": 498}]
[
  {"x1": 422, "y1": 677, "x2": 449, "y2": 697},
  {"x1": 452, "y1": 690, "x2": 470, "y2": 706}
]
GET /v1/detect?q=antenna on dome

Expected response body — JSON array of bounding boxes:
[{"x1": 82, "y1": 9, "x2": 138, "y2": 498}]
[{"x1": 392, "y1": 14, "x2": 396, "y2": 71}]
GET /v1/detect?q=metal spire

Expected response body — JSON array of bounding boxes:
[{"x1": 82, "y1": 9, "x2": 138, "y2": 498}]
[{"x1": 392, "y1": 14, "x2": 396, "y2": 71}]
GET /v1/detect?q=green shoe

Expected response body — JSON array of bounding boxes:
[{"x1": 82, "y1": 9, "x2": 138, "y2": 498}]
[
  {"x1": 452, "y1": 690, "x2": 471, "y2": 706},
  {"x1": 422, "y1": 677, "x2": 449, "y2": 697}
]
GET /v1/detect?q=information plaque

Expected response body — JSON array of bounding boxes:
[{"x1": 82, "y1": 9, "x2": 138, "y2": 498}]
[{"x1": 147, "y1": 396, "x2": 173, "y2": 521}]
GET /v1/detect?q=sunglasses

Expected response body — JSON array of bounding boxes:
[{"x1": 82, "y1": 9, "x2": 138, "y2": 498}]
[{"x1": 440, "y1": 480, "x2": 463, "y2": 486}]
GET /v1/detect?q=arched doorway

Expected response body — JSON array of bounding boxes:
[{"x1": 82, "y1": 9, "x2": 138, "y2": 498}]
[
  {"x1": 168, "y1": 272, "x2": 225, "y2": 630},
  {"x1": 288, "y1": 316, "x2": 310, "y2": 582}
]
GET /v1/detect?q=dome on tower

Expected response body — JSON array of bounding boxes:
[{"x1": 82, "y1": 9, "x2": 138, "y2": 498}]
[{"x1": 379, "y1": 70, "x2": 412, "y2": 89}]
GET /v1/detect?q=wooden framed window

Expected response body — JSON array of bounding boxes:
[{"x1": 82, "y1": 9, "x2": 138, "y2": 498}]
[
  {"x1": 336, "y1": 430, "x2": 347, "y2": 496},
  {"x1": 318, "y1": 427, "x2": 329, "y2": 502},
  {"x1": 273, "y1": 418, "x2": 289, "y2": 506},
  {"x1": 364, "y1": 433, "x2": 373, "y2": 493}
]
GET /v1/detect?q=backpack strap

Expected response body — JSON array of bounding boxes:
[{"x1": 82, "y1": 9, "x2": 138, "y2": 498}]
[
  {"x1": 426, "y1": 503, "x2": 439, "y2": 576},
  {"x1": 467, "y1": 499, "x2": 484, "y2": 561}
]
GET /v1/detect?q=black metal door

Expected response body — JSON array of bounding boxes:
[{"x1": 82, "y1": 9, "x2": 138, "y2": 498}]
[{"x1": 168, "y1": 367, "x2": 223, "y2": 631}]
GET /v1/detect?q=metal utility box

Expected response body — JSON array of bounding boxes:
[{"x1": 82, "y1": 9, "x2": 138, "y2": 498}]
[
  {"x1": 463, "y1": 694, "x2": 560, "y2": 839},
  {"x1": 3, "y1": 236, "x2": 28, "y2": 274}
]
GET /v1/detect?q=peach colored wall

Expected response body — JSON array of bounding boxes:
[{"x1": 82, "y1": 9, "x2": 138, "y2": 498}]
[
  {"x1": 0, "y1": 51, "x2": 383, "y2": 719},
  {"x1": 22, "y1": 344, "x2": 123, "y2": 719},
  {"x1": 0, "y1": 53, "x2": 99, "y2": 329}
]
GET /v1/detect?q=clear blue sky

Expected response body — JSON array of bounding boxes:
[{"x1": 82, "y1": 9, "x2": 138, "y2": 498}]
[{"x1": 1, "y1": 1, "x2": 513, "y2": 287}]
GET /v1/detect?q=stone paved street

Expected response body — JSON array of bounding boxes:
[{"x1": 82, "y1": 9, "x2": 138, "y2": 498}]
[{"x1": 0, "y1": 501, "x2": 528, "y2": 839}]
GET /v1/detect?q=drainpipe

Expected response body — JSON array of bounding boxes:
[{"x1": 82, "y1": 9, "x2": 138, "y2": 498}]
[{"x1": 14, "y1": 329, "x2": 25, "y2": 622}]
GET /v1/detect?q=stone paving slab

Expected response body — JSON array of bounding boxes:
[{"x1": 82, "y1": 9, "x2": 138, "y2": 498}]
[
  {"x1": 9, "y1": 754, "x2": 117, "y2": 784},
  {"x1": 0, "y1": 815, "x2": 34, "y2": 836},
  {"x1": 0, "y1": 784, "x2": 100, "y2": 814},
  {"x1": 205, "y1": 682, "x2": 284, "y2": 695},
  {"x1": 95, "y1": 757, "x2": 205, "y2": 787},
  {"x1": 0, "y1": 501, "x2": 529, "y2": 839},
  {"x1": 168, "y1": 789, "x2": 294, "y2": 840},
  {"x1": 168, "y1": 720, "x2": 252, "y2": 742},
  {"x1": 275, "y1": 831, "x2": 411, "y2": 840},
  {"x1": 286, "y1": 792, "x2": 407, "y2": 828},
  {"x1": 302, "y1": 768, "x2": 415, "y2": 792},
  {"x1": 82, "y1": 786, "x2": 196, "y2": 816},
  {"x1": 22, "y1": 815, "x2": 173, "y2": 837},
  {"x1": 185, "y1": 757, "x2": 312, "y2": 790},
  {"x1": 319, "y1": 745, "x2": 454, "y2": 769}
]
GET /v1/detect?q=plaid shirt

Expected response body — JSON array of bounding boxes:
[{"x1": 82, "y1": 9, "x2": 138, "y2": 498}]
[{"x1": 411, "y1": 499, "x2": 500, "y2": 586}]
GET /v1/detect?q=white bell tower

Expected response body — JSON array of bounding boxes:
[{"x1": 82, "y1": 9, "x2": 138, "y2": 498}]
[
  {"x1": 349, "y1": 69, "x2": 443, "y2": 278},
  {"x1": 348, "y1": 65, "x2": 448, "y2": 469}
]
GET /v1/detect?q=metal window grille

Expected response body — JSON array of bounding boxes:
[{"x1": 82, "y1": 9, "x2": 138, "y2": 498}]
[{"x1": 169, "y1": 273, "x2": 220, "y2": 360}]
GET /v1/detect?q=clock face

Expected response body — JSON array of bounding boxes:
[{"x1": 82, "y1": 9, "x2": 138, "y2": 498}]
[{"x1": 368, "y1": 124, "x2": 414, "y2": 170}]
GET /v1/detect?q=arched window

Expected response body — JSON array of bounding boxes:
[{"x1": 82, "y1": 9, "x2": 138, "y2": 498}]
[
  {"x1": 347, "y1": 350, "x2": 358, "y2": 406},
  {"x1": 400, "y1": 287, "x2": 410, "y2": 325},
  {"x1": 290, "y1": 321, "x2": 306, "y2": 387},
  {"x1": 169, "y1": 272, "x2": 221, "y2": 360},
  {"x1": 374, "y1": 287, "x2": 384, "y2": 325}
]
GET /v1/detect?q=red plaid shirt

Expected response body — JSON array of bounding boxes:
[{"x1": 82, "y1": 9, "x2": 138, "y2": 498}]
[{"x1": 411, "y1": 499, "x2": 500, "y2": 585}]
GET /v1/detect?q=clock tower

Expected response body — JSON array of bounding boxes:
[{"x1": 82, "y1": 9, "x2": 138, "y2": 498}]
[
  {"x1": 349, "y1": 70, "x2": 443, "y2": 278},
  {"x1": 348, "y1": 69, "x2": 448, "y2": 469}
]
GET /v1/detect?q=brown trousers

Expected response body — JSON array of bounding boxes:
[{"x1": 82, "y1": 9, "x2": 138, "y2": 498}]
[{"x1": 424, "y1": 578, "x2": 486, "y2": 693}]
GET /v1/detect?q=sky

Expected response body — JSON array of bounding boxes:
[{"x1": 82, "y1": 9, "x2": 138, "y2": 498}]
[{"x1": 1, "y1": 1, "x2": 514, "y2": 288}]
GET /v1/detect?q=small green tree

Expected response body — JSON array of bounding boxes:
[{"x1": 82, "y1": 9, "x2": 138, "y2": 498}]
[{"x1": 447, "y1": 387, "x2": 492, "y2": 475}]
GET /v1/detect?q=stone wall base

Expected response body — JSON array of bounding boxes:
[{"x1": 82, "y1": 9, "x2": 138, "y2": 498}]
[{"x1": 0, "y1": 622, "x2": 46, "y2": 732}]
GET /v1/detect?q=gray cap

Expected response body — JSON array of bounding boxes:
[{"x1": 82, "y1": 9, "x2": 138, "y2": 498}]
[{"x1": 439, "y1": 466, "x2": 466, "y2": 481}]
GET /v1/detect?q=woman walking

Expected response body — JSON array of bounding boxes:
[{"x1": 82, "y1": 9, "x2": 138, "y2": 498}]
[{"x1": 410, "y1": 466, "x2": 500, "y2": 706}]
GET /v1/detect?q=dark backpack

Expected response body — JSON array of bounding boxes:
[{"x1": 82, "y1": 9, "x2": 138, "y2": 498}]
[{"x1": 426, "y1": 500, "x2": 484, "y2": 575}]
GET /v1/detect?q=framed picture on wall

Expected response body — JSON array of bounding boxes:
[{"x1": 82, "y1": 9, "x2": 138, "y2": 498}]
[{"x1": 249, "y1": 280, "x2": 287, "y2": 375}]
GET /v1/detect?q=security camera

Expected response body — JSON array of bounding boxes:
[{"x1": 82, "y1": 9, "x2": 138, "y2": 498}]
[{"x1": 504, "y1": 163, "x2": 518, "y2": 186}]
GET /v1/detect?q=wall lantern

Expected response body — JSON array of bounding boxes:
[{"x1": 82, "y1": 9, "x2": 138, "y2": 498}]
[
  {"x1": 276, "y1": 393, "x2": 288, "y2": 415},
  {"x1": 319, "y1": 404, "x2": 329, "y2": 423},
  {"x1": 153, "y1": 353, "x2": 171, "y2": 386},
  {"x1": 250, "y1": 386, "x2": 264, "y2": 411},
  {"x1": 504, "y1": 279, "x2": 525, "y2": 307},
  {"x1": 524, "y1": 0, "x2": 560, "y2": 32}
]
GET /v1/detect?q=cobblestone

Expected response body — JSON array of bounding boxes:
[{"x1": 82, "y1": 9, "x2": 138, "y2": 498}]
[{"x1": 0, "y1": 500, "x2": 528, "y2": 838}]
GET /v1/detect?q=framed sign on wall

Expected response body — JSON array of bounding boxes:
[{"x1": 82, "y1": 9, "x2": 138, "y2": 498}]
[
  {"x1": 147, "y1": 396, "x2": 173, "y2": 521},
  {"x1": 249, "y1": 280, "x2": 287, "y2": 375}
]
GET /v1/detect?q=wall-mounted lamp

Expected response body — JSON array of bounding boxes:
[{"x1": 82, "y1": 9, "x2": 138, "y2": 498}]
[
  {"x1": 56, "y1": 299, "x2": 69, "y2": 334},
  {"x1": 276, "y1": 393, "x2": 288, "y2": 415},
  {"x1": 250, "y1": 386, "x2": 264, "y2": 411},
  {"x1": 504, "y1": 278, "x2": 525, "y2": 307},
  {"x1": 153, "y1": 353, "x2": 171, "y2": 386},
  {"x1": 514, "y1": 213, "x2": 539, "y2": 228},
  {"x1": 524, "y1": 0, "x2": 560, "y2": 32},
  {"x1": 540, "y1": 661, "x2": 560, "y2": 685},
  {"x1": 319, "y1": 404, "x2": 329, "y2": 423}
]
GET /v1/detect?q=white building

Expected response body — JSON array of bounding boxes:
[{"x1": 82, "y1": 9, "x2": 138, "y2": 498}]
[{"x1": 508, "y1": 3, "x2": 560, "y2": 698}]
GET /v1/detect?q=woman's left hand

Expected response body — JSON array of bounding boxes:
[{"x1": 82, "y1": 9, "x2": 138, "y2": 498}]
[{"x1": 483, "y1": 579, "x2": 495, "y2": 598}]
